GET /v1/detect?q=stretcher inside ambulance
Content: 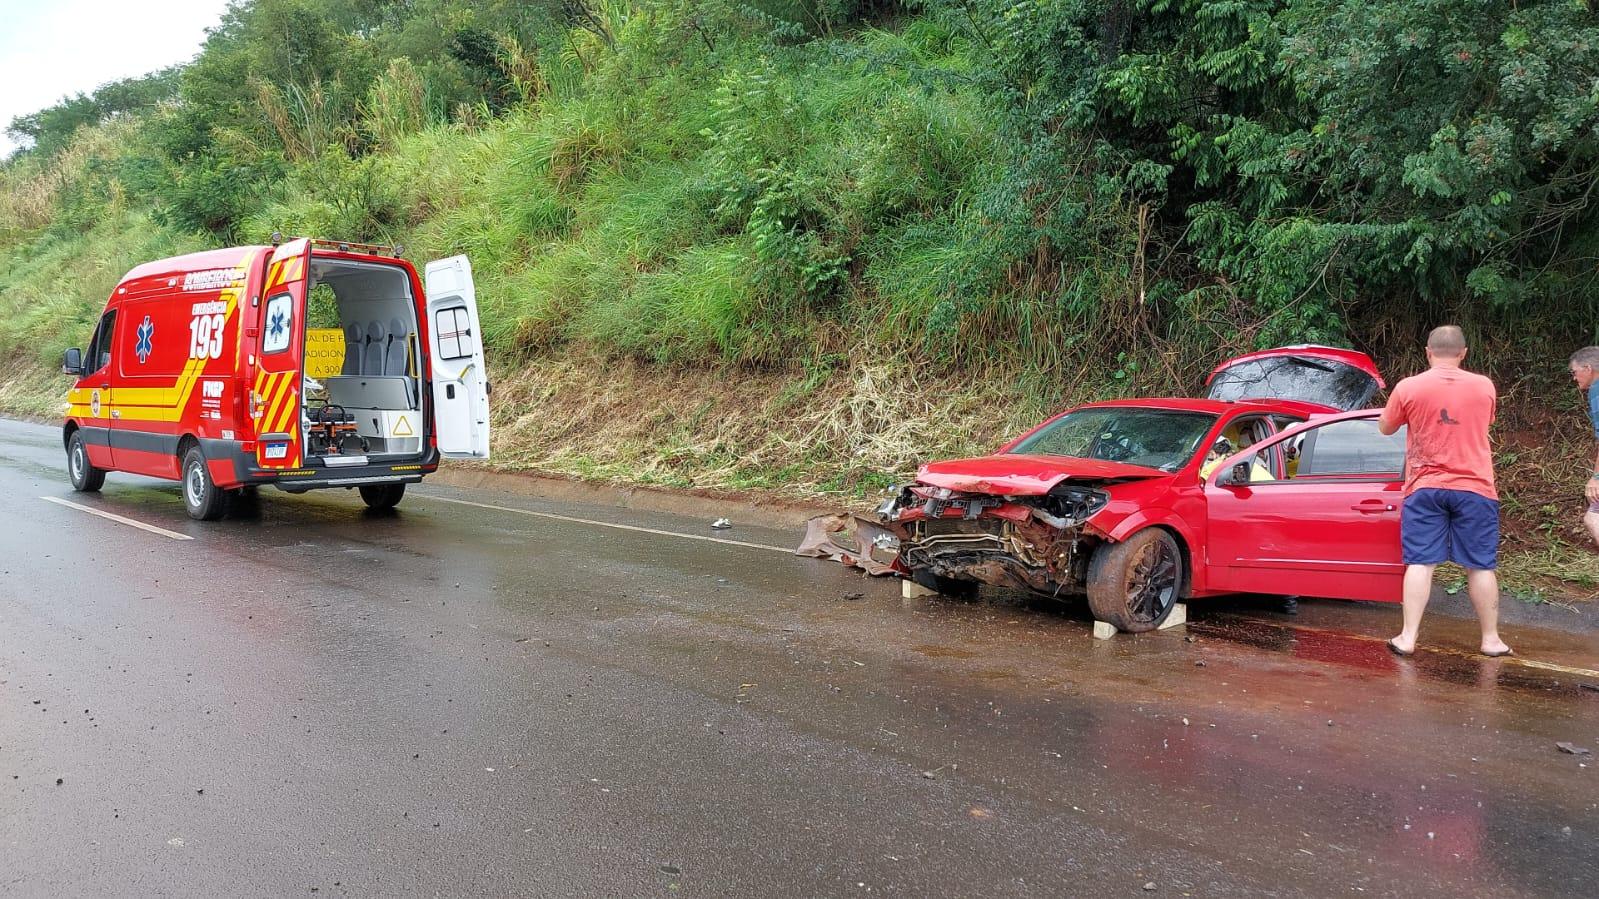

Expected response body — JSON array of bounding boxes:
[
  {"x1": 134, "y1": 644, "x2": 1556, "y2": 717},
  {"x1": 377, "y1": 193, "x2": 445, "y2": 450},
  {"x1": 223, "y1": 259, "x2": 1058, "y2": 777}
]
[{"x1": 60, "y1": 238, "x2": 490, "y2": 520}]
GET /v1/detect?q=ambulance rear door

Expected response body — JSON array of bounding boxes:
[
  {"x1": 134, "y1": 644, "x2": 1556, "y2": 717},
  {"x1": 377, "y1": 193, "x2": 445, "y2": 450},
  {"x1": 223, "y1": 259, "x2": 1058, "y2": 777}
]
[
  {"x1": 253, "y1": 239, "x2": 311, "y2": 469},
  {"x1": 423, "y1": 256, "x2": 490, "y2": 459}
]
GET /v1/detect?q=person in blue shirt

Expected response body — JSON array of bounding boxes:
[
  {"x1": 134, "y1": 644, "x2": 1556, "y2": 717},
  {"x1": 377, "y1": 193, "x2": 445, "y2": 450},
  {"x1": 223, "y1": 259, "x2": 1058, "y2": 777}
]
[{"x1": 1569, "y1": 347, "x2": 1599, "y2": 546}]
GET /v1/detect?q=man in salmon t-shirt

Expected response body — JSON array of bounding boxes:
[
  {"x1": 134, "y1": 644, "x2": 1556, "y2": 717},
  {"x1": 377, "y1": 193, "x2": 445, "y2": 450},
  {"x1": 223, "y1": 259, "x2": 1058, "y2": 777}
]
[{"x1": 1378, "y1": 325, "x2": 1513, "y2": 658}]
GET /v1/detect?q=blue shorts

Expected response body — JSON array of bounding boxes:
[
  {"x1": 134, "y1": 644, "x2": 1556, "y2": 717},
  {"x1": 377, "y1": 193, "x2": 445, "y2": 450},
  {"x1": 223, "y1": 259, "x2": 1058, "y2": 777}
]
[{"x1": 1401, "y1": 488, "x2": 1500, "y2": 570}]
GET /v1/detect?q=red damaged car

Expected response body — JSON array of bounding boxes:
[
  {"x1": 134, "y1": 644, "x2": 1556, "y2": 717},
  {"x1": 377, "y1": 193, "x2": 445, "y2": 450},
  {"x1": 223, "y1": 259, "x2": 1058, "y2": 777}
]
[{"x1": 878, "y1": 346, "x2": 1409, "y2": 632}]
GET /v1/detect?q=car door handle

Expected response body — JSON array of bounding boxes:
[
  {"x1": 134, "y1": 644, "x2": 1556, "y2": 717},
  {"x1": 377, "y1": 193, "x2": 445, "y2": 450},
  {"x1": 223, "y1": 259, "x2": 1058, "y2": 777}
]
[{"x1": 1350, "y1": 501, "x2": 1395, "y2": 513}]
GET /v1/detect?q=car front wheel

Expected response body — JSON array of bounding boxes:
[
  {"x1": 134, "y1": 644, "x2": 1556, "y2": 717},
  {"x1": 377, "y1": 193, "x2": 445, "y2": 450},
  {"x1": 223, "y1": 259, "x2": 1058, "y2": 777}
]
[{"x1": 1086, "y1": 528, "x2": 1183, "y2": 633}]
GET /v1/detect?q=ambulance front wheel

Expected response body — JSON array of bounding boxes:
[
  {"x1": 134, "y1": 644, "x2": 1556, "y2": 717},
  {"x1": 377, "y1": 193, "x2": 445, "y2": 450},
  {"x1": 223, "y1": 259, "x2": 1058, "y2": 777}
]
[
  {"x1": 181, "y1": 446, "x2": 229, "y2": 521},
  {"x1": 359, "y1": 483, "x2": 406, "y2": 510},
  {"x1": 67, "y1": 431, "x2": 105, "y2": 492}
]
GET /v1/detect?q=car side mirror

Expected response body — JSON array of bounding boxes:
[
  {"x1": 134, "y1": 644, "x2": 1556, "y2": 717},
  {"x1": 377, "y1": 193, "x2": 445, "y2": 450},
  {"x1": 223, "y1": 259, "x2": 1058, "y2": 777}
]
[
  {"x1": 1215, "y1": 456, "x2": 1255, "y2": 487},
  {"x1": 62, "y1": 347, "x2": 83, "y2": 376}
]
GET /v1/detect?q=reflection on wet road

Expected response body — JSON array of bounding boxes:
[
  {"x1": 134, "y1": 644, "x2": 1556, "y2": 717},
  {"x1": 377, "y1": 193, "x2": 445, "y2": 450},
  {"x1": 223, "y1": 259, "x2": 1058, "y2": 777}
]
[{"x1": 1, "y1": 418, "x2": 1595, "y2": 896}]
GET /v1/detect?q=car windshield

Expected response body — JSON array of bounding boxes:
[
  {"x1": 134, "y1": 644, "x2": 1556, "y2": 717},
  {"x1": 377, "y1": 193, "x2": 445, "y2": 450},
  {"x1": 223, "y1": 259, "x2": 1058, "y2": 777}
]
[{"x1": 1008, "y1": 408, "x2": 1218, "y2": 472}]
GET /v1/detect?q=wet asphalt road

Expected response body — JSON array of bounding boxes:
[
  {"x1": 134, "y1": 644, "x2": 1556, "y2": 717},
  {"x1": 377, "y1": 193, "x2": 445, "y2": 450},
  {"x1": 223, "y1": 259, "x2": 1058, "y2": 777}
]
[{"x1": 2, "y1": 418, "x2": 1597, "y2": 897}]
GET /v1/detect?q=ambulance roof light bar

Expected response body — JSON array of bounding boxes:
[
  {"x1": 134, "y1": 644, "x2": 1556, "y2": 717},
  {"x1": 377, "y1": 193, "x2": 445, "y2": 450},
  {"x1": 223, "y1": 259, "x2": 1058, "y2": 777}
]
[{"x1": 308, "y1": 238, "x2": 404, "y2": 258}]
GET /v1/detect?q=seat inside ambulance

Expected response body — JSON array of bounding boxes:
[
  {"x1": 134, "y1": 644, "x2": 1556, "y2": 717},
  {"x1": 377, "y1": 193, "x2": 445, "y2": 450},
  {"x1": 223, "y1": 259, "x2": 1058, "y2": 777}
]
[{"x1": 301, "y1": 259, "x2": 424, "y2": 460}]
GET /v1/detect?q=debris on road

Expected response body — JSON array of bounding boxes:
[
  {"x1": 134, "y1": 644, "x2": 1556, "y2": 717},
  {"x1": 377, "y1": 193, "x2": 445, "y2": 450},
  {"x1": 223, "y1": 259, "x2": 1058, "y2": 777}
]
[
  {"x1": 711, "y1": 518, "x2": 731, "y2": 530},
  {"x1": 796, "y1": 514, "x2": 906, "y2": 577},
  {"x1": 1555, "y1": 742, "x2": 1592, "y2": 756}
]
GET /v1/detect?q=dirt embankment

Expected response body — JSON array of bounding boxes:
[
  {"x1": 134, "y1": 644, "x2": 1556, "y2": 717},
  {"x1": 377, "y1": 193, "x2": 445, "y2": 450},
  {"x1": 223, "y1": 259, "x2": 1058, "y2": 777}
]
[{"x1": 480, "y1": 350, "x2": 1056, "y2": 500}]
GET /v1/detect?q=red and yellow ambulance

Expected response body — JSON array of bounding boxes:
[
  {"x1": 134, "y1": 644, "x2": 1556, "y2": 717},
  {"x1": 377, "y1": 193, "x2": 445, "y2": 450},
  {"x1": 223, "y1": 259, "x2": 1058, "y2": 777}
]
[{"x1": 61, "y1": 238, "x2": 490, "y2": 519}]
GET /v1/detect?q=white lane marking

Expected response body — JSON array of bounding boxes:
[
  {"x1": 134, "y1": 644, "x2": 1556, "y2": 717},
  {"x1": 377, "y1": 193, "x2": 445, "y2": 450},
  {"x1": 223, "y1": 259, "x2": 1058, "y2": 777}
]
[
  {"x1": 40, "y1": 496, "x2": 193, "y2": 541},
  {"x1": 1513, "y1": 657, "x2": 1599, "y2": 679},
  {"x1": 420, "y1": 494, "x2": 794, "y2": 554}
]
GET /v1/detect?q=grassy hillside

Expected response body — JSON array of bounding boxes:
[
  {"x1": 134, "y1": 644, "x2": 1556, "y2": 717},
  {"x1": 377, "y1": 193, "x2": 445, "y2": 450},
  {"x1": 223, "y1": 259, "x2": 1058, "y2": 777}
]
[{"x1": 3, "y1": 0, "x2": 1598, "y2": 599}]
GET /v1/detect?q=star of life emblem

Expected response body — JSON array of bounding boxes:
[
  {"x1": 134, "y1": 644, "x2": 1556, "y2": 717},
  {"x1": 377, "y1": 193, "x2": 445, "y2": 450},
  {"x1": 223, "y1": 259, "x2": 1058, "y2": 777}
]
[{"x1": 135, "y1": 315, "x2": 155, "y2": 364}]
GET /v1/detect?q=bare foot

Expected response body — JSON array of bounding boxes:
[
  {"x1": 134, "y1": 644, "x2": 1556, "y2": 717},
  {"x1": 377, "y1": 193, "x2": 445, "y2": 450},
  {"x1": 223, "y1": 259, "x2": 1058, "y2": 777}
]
[
  {"x1": 1387, "y1": 636, "x2": 1416, "y2": 656},
  {"x1": 1480, "y1": 639, "x2": 1513, "y2": 657}
]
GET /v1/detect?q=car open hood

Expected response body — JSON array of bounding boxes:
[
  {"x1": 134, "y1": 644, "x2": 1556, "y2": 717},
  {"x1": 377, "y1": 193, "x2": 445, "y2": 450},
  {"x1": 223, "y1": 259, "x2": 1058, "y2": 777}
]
[
  {"x1": 1206, "y1": 345, "x2": 1384, "y2": 411},
  {"x1": 916, "y1": 454, "x2": 1165, "y2": 496}
]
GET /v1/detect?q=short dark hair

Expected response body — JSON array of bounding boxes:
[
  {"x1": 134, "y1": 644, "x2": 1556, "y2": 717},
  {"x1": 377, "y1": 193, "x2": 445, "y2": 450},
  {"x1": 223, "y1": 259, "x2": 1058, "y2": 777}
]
[
  {"x1": 1427, "y1": 325, "x2": 1467, "y2": 356},
  {"x1": 1571, "y1": 346, "x2": 1599, "y2": 369}
]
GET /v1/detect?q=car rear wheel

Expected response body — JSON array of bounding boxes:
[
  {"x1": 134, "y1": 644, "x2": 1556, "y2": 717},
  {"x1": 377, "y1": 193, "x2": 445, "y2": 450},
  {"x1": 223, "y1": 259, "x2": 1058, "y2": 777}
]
[
  {"x1": 359, "y1": 483, "x2": 405, "y2": 510},
  {"x1": 67, "y1": 430, "x2": 105, "y2": 492},
  {"x1": 182, "y1": 446, "x2": 229, "y2": 521},
  {"x1": 1087, "y1": 528, "x2": 1183, "y2": 633}
]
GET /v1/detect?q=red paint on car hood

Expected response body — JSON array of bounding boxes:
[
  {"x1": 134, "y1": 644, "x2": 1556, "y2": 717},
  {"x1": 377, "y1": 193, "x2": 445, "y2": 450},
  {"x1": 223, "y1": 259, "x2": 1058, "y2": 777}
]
[{"x1": 915, "y1": 454, "x2": 1165, "y2": 496}]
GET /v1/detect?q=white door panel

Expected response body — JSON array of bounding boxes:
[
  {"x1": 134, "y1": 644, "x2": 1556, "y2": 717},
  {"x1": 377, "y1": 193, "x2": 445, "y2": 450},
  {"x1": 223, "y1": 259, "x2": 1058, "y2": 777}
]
[{"x1": 423, "y1": 256, "x2": 490, "y2": 459}]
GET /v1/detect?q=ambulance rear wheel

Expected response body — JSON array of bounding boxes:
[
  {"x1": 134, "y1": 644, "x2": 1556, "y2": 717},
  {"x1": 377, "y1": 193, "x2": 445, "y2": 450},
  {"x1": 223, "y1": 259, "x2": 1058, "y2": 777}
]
[
  {"x1": 181, "y1": 446, "x2": 229, "y2": 521},
  {"x1": 67, "y1": 431, "x2": 105, "y2": 492},
  {"x1": 359, "y1": 483, "x2": 405, "y2": 510}
]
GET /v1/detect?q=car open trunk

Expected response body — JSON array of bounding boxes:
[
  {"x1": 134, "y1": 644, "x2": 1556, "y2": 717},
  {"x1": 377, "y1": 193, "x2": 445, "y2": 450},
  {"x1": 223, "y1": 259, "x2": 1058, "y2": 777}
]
[
  {"x1": 1206, "y1": 346, "x2": 1384, "y2": 411},
  {"x1": 300, "y1": 257, "x2": 426, "y2": 463}
]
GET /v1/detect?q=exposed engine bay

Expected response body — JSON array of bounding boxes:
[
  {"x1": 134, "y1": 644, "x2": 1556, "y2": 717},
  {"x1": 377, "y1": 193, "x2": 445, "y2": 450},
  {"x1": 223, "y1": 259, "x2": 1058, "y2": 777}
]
[{"x1": 876, "y1": 483, "x2": 1113, "y2": 594}]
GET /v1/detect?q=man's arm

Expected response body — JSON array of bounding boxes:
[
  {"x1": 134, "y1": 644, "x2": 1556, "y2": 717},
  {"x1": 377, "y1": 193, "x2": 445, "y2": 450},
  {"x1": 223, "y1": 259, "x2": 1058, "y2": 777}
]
[
  {"x1": 1587, "y1": 392, "x2": 1599, "y2": 506},
  {"x1": 1377, "y1": 384, "x2": 1406, "y2": 436},
  {"x1": 1587, "y1": 442, "x2": 1599, "y2": 506}
]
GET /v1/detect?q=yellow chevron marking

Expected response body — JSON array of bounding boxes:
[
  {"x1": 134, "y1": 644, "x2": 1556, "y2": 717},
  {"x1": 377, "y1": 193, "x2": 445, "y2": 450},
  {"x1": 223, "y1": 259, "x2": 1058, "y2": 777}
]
[
  {"x1": 263, "y1": 372, "x2": 292, "y2": 425},
  {"x1": 269, "y1": 386, "x2": 299, "y2": 434}
]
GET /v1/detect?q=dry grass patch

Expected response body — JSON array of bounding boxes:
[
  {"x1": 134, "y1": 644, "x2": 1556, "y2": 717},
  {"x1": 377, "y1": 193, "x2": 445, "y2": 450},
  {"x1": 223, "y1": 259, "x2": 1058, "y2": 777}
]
[{"x1": 486, "y1": 348, "x2": 1059, "y2": 498}]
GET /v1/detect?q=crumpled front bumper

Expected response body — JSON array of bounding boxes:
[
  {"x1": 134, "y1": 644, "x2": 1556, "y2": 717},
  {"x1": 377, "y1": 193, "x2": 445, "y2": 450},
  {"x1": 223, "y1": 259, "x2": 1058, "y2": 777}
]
[{"x1": 878, "y1": 484, "x2": 1109, "y2": 593}]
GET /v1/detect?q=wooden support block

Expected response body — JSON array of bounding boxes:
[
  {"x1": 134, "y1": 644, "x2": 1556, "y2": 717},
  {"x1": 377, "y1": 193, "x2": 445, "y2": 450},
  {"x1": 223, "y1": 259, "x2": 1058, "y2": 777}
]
[
  {"x1": 1093, "y1": 604, "x2": 1186, "y2": 640},
  {"x1": 1160, "y1": 603, "x2": 1188, "y2": 630},
  {"x1": 902, "y1": 578, "x2": 939, "y2": 599}
]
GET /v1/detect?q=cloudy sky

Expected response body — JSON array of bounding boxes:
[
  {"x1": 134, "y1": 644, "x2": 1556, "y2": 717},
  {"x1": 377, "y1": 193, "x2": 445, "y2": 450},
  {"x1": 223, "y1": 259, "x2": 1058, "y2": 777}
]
[{"x1": 0, "y1": 0, "x2": 232, "y2": 156}]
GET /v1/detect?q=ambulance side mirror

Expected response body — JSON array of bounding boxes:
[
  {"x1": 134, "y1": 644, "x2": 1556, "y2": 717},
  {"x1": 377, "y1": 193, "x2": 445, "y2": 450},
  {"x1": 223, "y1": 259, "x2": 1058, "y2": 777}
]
[{"x1": 62, "y1": 347, "x2": 83, "y2": 376}]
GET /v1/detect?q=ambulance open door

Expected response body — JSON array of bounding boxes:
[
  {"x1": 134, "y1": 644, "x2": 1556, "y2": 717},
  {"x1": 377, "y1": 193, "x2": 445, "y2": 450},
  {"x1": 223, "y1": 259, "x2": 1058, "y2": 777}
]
[
  {"x1": 423, "y1": 256, "x2": 490, "y2": 459},
  {"x1": 253, "y1": 238, "x2": 311, "y2": 469}
]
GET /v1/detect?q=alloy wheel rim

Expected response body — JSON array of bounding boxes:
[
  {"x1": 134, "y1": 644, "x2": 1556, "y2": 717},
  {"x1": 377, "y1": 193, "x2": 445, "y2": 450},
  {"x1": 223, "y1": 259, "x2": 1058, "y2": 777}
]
[{"x1": 1125, "y1": 539, "x2": 1178, "y2": 624}]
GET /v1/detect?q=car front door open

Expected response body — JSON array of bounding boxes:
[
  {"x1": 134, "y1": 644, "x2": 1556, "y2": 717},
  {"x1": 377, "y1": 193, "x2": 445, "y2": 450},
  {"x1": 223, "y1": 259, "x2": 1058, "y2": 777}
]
[
  {"x1": 1203, "y1": 414, "x2": 1407, "y2": 602},
  {"x1": 423, "y1": 256, "x2": 490, "y2": 459}
]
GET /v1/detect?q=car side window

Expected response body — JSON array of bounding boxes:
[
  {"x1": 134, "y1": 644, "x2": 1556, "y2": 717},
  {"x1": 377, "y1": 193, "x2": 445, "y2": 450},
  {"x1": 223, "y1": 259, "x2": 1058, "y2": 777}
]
[
  {"x1": 1296, "y1": 419, "x2": 1406, "y2": 478},
  {"x1": 1204, "y1": 415, "x2": 1281, "y2": 482},
  {"x1": 87, "y1": 310, "x2": 117, "y2": 372}
]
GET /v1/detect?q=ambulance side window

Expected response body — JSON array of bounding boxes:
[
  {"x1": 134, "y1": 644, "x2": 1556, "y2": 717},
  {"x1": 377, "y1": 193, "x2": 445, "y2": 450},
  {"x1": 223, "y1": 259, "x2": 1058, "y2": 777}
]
[
  {"x1": 87, "y1": 310, "x2": 117, "y2": 372},
  {"x1": 435, "y1": 307, "x2": 472, "y2": 361},
  {"x1": 263, "y1": 293, "x2": 293, "y2": 354}
]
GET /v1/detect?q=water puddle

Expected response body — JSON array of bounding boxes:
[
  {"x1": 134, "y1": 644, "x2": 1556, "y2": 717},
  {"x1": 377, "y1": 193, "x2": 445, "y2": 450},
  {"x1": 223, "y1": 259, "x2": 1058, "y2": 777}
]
[{"x1": 1192, "y1": 614, "x2": 1599, "y2": 699}]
